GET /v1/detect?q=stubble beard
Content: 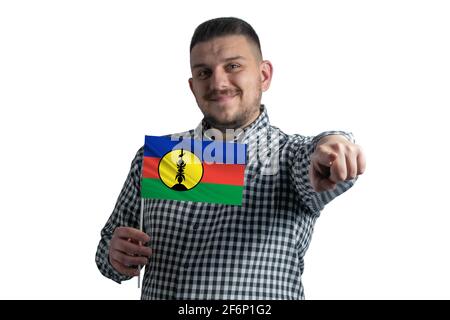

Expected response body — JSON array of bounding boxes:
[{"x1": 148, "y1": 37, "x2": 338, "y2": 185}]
[{"x1": 201, "y1": 91, "x2": 262, "y2": 131}]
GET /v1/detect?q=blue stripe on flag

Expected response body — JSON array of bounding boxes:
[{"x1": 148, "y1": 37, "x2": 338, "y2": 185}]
[{"x1": 144, "y1": 135, "x2": 247, "y2": 164}]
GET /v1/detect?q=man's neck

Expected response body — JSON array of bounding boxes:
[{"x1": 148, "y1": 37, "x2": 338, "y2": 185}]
[{"x1": 205, "y1": 107, "x2": 262, "y2": 141}]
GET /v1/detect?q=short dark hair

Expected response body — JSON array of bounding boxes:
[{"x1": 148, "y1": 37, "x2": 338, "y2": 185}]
[{"x1": 190, "y1": 17, "x2": 262, "y2": 58}]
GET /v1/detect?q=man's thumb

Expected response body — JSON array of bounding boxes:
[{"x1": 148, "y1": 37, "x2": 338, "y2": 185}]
[{"x1": 316, "y1": 151, "x2": 337, "y2": 167}]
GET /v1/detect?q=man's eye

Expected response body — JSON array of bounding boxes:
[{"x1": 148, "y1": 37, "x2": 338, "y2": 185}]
[
  {"x1": 228, "y1": 63, "x2": 241, "y2": 70},
  {"x1": 198, "y1": 70, "x2": 210, "y2": 79}
]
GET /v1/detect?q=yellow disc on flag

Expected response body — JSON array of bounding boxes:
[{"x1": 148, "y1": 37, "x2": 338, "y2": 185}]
[{"x1": 158, "y1": 149, "x2": 203, "y2": 191}]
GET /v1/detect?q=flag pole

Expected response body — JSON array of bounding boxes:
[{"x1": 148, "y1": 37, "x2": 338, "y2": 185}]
[{"x1": 138, "y1": 197, "x2": 144, "y2": 288}]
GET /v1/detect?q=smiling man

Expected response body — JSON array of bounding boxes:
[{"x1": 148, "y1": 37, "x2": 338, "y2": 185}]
[
  {"x1": 96, "y1": 17, "x2": 366, "y2": 299},
  {"x1": 189, "y1": 34, "x2": 269, "y2": 132}
]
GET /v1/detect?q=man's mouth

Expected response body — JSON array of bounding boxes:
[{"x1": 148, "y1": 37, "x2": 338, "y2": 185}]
[
  {"x1": 205, "y1": 89, "x2": 240, "y2": 102},
  {"x1": 209, "y1": 94, "x2": 237, "y2": 102}
]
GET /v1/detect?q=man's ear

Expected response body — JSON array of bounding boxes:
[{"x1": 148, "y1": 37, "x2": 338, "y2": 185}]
[
  {"x1": 260, "y1": 60, "x2": 273, "y2": 92},
  {"x1": 188, "y1": 78, "x2": 194, "y2": 95}
]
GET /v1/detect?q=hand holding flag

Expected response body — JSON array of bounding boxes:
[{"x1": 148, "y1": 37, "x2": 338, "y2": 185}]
[{"x1": 108, "y1": 227, "x2": 152, "y2": 277}]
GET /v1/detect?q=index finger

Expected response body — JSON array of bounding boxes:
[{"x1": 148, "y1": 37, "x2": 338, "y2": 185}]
[
  {"x1": 329, "y1": 151, "x2": 347, "y2": 183},
  {"x1": 115, "y1": 226, "x2": 150, "y2": 243},
  {"x1": 314, "y1": 147, "x2": 337, "y2": 167}
]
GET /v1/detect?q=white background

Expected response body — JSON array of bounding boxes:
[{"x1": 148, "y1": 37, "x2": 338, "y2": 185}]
[{"x1": 1, "y1": 0, "x2": 449, "y2": 299}]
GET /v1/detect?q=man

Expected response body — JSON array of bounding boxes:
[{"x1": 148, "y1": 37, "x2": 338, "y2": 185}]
[{"x1": 96, "y1": 17, "x2": 365, "y2": 299}]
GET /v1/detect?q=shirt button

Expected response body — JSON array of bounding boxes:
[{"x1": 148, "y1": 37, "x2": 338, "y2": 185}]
[{"x1": 192, "y1": 222, "x2": 199, "y2": 230}]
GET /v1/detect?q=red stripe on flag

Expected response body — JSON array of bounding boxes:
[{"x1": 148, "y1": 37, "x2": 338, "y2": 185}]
[
  {"x1": 142, "y1": 157, "x2": 160, "y2": 179},
  {"x1": 202, "y1": 163, "x2": 246, "y2": 186},
  {"x1": 142, "y1": 156, "x2": 246, "y2": 186}
]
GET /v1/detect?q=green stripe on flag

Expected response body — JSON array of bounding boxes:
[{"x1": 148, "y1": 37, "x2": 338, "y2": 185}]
[{"x1": 141, "y1": 178, "x2": 244, "y2": 205}]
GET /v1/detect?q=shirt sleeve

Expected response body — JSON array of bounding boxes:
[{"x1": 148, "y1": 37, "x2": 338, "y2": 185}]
[
  {"x1": 288, "y1": 131, "x2": 357, "y2": 217},
  {"x1": 95, "y1": 147, "x2": 144, "y2": 283}
]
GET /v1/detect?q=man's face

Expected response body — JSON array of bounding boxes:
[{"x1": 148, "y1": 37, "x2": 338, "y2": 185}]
[{"x1": 189, "y1": 35, "x2": 272, "y2": 130}]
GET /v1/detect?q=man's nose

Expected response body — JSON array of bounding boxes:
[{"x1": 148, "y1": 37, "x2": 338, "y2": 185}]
[{"x1": 209, "y1": 68, "x2": 230, "y2": 90}]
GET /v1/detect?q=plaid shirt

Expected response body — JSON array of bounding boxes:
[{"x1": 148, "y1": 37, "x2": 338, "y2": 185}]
[{"x1": 96, "y1": 105, "x2": 356, "y2": 299}]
